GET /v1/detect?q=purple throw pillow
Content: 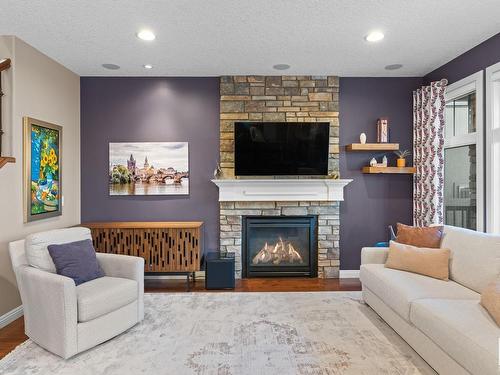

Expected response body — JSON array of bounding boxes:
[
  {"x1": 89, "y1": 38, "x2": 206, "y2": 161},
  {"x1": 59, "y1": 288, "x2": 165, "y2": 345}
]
[{"x1": 47, "y1": 239, "x2": 104, "y2": 285}]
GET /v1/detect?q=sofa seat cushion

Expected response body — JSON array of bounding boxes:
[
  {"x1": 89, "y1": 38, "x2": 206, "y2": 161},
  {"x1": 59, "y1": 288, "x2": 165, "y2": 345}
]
[
  {"x1": 411, "y1": 299, "x2": 500, "y2": 375},
  {"x1": 76, "y1": 277, "x2": 138, "y2": 322},
  {"x1": 360, "y1": 264, "x2": 479, "y2": 321}
]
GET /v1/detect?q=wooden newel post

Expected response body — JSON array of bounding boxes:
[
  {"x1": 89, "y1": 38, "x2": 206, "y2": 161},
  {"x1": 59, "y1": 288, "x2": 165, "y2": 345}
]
[{"x1": 0, "y1": 58, "x2": 12, "y2": 157}]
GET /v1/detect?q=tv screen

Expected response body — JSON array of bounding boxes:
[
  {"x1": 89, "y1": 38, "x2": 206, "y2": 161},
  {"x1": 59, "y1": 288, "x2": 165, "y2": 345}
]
[{"x1": 234, "y1": 122, "x2": 329, "y2": 176}]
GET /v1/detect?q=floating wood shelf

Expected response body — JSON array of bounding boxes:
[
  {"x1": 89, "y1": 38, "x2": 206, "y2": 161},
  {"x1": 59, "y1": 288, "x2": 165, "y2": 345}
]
[
  {"x1": 362, "y1": 166, "x2": 416, "y2": 174},
  {"x1": 0, "y1": 157, "x2": 15, "y2": 169},
  {"x1": 346, "y1": 143, "x2": 399, "y2": 152}
]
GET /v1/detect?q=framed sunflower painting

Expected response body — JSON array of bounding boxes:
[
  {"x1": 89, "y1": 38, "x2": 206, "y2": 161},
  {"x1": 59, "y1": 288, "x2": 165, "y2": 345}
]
[{"x1": 23, "y1": 117, "x2": 62, "y2": 222}]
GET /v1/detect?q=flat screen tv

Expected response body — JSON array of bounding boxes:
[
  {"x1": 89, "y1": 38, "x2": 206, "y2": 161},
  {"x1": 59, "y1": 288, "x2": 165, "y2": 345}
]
[{"x1": 234, "y1": 122, "x2": 329, "y2": 176}]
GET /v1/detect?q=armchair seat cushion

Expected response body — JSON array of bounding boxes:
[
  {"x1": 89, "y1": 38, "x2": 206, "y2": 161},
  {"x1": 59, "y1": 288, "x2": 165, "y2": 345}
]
[{"x1": 76, "y1": 276, "x2": 138, "y2": 322}]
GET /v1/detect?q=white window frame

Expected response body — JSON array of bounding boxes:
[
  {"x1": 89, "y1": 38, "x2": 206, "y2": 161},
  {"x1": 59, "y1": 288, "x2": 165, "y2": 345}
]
[
  {"x1": 486, "y1": 62, "x2": 500, "y2": 234},
  {"x1": 444, "y1": 71, "x2": 484, "y2": 231}
]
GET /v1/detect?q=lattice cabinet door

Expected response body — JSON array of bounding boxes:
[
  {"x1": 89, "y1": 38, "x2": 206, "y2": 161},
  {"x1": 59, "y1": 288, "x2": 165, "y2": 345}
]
[
  {"x1": 172, "y1": 227, "x2": 201, "y2": 272},
  {"x1": 134, "y1": 228, "x2": 201, "y2": 272},
  {"x1": 90, "y1": 228, "x2": 136, "y2": 256}
]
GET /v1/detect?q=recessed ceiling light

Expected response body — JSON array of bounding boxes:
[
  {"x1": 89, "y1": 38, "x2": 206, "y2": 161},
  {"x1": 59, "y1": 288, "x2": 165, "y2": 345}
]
[
  {"x1": 273, "y1": 64, "x2": 290, "y2": 70},
  {"x1": 385, "y1": 64, "x2": 403, "y2": 70},
  {"x1": 102, "y1": 63, "x2": 120, "y2": 70},
  {"x1": 136, "y1": 30, "x2": 156, "y2": 41},
  {"x1": 143, "y1": 64, "x2": 153, "y2": 69},
  {"x1": 365, "y1": 31, "x2": 384, "y2": 42}
]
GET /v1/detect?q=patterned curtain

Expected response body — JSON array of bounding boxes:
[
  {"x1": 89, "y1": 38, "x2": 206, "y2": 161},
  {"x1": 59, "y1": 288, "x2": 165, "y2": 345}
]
[{"x1": 413, "y1": 79, "x2": 447, "y2": 227}]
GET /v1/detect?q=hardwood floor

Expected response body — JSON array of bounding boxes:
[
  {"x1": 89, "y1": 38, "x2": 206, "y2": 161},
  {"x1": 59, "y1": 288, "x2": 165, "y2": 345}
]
[
  {"x1": 0, "y1": 277, "x2": 361, "y2": 359},
  {"x1": 145, "y1": 277, "x2": 361, "y2": 292},
  {"x1": 0, "y1": 317, "x2": 27, "y2": 360}
]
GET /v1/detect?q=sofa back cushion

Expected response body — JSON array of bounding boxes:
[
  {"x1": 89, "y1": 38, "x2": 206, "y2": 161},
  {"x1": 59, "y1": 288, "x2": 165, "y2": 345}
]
[
  {"x1": 385, "y1": 241, "x2": 450, "y2": 280},
  {"x1": 395, "y1": 223, "x2": 443, "y2": 248},
  {"x1": 25, "y1": 227, "x2": 92, "y2": 273},
  {"x1": 441, "y1": 225, "x2": 500, "y2": 293}
]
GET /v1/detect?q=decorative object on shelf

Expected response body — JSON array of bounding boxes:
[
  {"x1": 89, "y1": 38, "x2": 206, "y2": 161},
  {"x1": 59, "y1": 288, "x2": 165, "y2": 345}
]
[
  {"x1": 109, "y1": 142, "x2": 189, "y2": 196},
  {"x1": 327, "y1": 171, "x2": 339, "y2": 179},
  {"x1": 359, "y1": 132, "x2": 367, "y2": 144},
  {"x1": 213, "y1": 161, "x2": 222, "y2": 179},
  {"x1": 394, "y1": 149, "x2": 411, "y2": 168},
  {"x1": 369, "y1": 156, "x2": 387, "y2": 168},
  {"x1": 377, "y1": 117, "x2": 389, "y2": 143},
  {"x1": 23, "y1": 117, "x2": 62, "y2": 222},
  {"x1": 0, "y1": 58, "x2": 12, "y2": 158}
]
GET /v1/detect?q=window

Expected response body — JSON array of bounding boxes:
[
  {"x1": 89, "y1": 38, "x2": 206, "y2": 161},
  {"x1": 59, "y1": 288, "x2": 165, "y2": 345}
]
[
  {"x1": 444, "y1": 72, "x2": 484, "y2": 231},
  {"x1": 486, "y1": 62, "x2": 500, "y2": 234},
  {"x1": 445, "y1": 92, "x2": 476, "y2": 137}
]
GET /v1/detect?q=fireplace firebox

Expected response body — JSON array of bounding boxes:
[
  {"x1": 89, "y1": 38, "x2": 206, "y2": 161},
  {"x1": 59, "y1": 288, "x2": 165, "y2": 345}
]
[{"x1": 242, "y1": 216, "x2": 318, "y2": 278}]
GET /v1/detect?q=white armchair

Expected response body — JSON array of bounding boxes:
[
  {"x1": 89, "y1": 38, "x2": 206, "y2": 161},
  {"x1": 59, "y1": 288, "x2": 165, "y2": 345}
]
[{"x1": 9, "y1": 231, "x2": 144, "y2": 359}]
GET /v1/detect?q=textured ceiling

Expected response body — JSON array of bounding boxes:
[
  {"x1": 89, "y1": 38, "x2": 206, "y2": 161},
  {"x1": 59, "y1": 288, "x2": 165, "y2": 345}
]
[{"x1": 1, "y1": 0, "x2": 499, "y2": 77}]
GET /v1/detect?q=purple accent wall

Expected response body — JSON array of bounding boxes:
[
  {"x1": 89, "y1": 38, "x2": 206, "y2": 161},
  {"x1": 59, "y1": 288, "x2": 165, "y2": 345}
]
[
  {"x1": 339, "y1": 77, "x2": 423, "y2": 270},
  {"x1": 425, "y1": 32, "x2": 500, "y2": 84},
  {"x1": 82, "y1": 47, "x2": 500, "y2": 272},
  {"x1": 80, "y1": 77, "x2": 220, "y2": 253}
]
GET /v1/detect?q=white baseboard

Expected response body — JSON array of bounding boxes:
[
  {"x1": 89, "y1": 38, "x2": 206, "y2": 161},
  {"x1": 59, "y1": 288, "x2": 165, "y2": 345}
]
[
  {"x1": 0, "y1": 305, "x2": 23, "y2": 329},
  {"x1": 339, "y1": 270, "x2": 360, "y2": 279}
]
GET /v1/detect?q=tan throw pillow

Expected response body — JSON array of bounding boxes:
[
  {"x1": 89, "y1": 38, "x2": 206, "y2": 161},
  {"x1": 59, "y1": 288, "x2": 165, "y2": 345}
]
[
  {"x1": 481, "y1": 281, "x2": 500, "y2": 327},
  {"x1": 395, "y1": 223, "x2": 443, "y2": 248},
  {"x1": 385, "y1": 241, "x2": 450, "y2": 280}
]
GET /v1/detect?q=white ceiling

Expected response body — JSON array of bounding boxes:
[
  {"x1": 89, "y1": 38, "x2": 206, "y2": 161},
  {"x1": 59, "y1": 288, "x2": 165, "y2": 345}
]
[{"x1": 1, "y1": 0, "x2": 499, "y2": 77}]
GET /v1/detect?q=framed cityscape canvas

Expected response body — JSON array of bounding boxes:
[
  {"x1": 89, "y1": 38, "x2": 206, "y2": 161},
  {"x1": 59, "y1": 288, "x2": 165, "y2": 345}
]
[
  {"x1": 23, "y1": 117, "x2": 62, "y2": 222},
  {"x1": 109, "y1": 142, "x2": 189, "y2": 196}
]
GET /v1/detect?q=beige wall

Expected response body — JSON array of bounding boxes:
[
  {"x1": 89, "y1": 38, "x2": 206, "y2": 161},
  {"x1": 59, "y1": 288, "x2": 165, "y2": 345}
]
[{"x1": 0, "y1": 36, "x2": 80, "y2": 316}]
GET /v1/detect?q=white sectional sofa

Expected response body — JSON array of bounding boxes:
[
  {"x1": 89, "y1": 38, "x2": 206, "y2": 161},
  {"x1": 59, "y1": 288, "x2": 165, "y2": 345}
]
[{"x1": 360, "y1": 225, "x2": 500, "y2": 375}]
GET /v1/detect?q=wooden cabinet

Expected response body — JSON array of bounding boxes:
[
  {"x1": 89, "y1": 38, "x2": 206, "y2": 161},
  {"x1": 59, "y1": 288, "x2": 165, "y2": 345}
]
[{"x1": 82, "y1": 222, "x2": 203, "y2": 273}]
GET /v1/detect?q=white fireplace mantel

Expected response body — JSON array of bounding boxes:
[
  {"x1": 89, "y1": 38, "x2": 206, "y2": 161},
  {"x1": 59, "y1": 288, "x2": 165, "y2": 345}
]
[{"x1": 211, "y1": 179, "x2": 352, "y2": 202}]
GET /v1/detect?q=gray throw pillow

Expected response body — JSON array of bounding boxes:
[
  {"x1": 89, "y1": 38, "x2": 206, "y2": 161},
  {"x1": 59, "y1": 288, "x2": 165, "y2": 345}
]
[{"x1": 47, "y1": 239, "x2": 104, "y2": 285}]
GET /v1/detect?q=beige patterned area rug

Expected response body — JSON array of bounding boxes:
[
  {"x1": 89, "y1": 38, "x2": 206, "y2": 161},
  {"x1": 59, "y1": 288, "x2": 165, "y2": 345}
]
[{"x1": 0, "y1": 292, "x2": 435, "y2": 375}]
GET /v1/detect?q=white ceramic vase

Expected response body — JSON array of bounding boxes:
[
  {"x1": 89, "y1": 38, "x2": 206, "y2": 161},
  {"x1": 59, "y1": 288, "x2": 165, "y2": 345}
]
[{"x1": 360, "y1": 133, "x2": 367, "y2": 144}]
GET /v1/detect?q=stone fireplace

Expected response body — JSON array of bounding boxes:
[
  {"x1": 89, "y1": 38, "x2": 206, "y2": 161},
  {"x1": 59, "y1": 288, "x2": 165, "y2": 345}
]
[
  {"x1": 213, "y1": 179, "x2": 351, "y2": 278},
  {"x1": 242, "y1": 215, "x2": 318, "y2": 278},
  {"x1": 215, "y1": 75, "x2": 348, "y2": 279}
]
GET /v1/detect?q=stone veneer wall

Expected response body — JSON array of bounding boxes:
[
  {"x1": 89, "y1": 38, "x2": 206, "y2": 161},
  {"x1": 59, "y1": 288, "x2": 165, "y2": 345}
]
[
  {"x1": 220, "y1": 201, "x2": 340, "y2": 278},
  {"x1": 219, "y1": 75, "x2": 340, "y2": 177},
  {"x1": 218, "y1": 76, "x2": 341, "y2": 278}
]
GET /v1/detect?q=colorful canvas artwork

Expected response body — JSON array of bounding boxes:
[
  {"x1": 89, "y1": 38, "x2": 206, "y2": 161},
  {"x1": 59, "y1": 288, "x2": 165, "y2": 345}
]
[
  {"x1": 109, "y1": 142, "x2": 189, "y2": 196},
  {"x1": 24, "y1": 117, "x2": 62, "y2": 222}
]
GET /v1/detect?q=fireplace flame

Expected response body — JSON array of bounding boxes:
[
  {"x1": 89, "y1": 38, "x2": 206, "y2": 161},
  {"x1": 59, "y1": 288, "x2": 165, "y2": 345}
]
[{"x1": 252, "y1": 237, "x2": 304, "y2": 265}]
